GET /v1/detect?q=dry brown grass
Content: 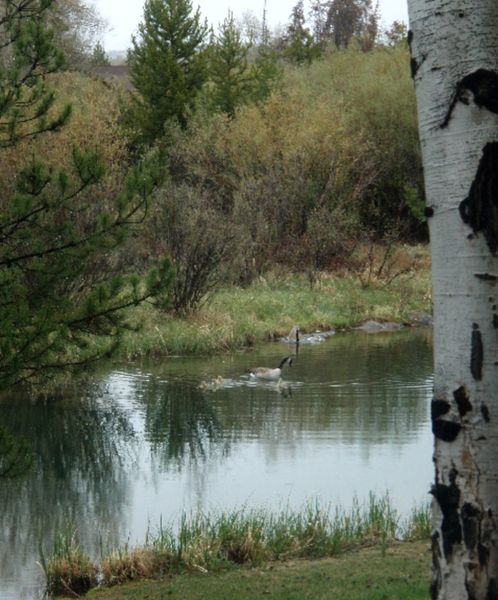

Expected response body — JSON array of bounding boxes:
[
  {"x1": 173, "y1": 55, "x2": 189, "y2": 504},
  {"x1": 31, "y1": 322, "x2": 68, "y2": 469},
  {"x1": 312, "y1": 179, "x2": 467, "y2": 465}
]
[
  {"x1": 45, "y1": 554, "x2": 98, "y2": 597},
  {"x1": 101, "y1": 546, "x2": 174, "y2": 586}
]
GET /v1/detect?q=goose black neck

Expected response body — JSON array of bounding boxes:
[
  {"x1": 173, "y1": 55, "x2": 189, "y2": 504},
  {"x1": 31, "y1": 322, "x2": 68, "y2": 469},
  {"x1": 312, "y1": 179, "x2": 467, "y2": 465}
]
[{"x1": 279, "y1": 357, "x2": 290, "y2": 369}]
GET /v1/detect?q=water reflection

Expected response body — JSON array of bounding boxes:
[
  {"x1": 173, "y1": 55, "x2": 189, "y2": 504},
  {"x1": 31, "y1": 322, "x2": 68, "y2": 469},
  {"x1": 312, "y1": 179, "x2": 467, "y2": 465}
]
[
  {"x1": 135, "y1": 328, "x2": 432, "y2": 450},
  {"x1": 142, "y1": 382, "x2": 230, "y2": 466},
  {"x1": 0, "y1": 392, "x2": 135, "y2": 598},
  {"x1": 0, "y1": 328, "x2": 433, "y2": 598}
]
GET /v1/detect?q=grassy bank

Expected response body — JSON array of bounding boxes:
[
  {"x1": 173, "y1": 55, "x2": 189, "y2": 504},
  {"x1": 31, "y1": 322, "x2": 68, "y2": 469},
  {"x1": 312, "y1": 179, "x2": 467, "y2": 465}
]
[
  {"x1": 86, "y1": 541, "x2": 430, "y2": 600},
  {"x1": 117, "y1": 250, "x2": 431, "y2": 359},
  {"x1": 43, "y1": 495, "x2": 431, "y2": 598}
]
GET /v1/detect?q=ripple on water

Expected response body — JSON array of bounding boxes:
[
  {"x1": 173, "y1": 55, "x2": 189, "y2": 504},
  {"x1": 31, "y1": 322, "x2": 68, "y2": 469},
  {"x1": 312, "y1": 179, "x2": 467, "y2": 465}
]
[{"x1": 0, "y1": 328, "x2": 434, "y2": 598}]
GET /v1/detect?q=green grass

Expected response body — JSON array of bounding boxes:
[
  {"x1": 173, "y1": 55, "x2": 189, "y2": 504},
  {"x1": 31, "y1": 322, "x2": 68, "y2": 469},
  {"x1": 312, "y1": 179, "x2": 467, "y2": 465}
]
[
  {"x1": 117, "y1": 265, "x2": 431, "y2": 359},
  {"x1": 86, "y1": 541, "x2": 430, "y2": 600},
  {"x1": 46, "y1": 496, "x2": 431, "y2": 598}
]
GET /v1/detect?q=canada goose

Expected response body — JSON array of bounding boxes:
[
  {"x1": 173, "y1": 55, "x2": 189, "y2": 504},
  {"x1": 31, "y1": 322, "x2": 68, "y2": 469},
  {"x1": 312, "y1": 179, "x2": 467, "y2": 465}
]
[
  {"x1": 250, "y1": 356, "x2": 293, "y2": 380},
  {"x1": 288, "y1": 325, "x2": 300, "y2": 344}
]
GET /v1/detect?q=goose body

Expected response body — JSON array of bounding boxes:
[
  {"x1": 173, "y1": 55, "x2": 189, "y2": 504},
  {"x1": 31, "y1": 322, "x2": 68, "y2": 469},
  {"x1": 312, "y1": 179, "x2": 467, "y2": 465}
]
[
  {"x1": 199, "y1": 375, "x2": 225, "y2": 391},
  {"x1": 250, "y1": 356, "x2": 293, "y2": 380}
]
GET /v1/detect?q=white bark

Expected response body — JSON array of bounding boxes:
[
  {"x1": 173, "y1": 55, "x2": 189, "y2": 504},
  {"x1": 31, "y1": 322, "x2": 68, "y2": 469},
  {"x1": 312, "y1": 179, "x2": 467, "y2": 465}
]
[{"x1": 407, "y1": 1, "x2": 498, "y2": 598}]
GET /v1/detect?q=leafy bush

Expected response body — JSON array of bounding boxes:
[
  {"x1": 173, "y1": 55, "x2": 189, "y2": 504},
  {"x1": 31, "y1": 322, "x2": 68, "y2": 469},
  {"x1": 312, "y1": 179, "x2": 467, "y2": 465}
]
[
  {"x1": 165, "y1": 58, "x2": 382, "y2": 276},
  {"x1": 295, "y1": 45, "x2": 424, "y2": 235}
]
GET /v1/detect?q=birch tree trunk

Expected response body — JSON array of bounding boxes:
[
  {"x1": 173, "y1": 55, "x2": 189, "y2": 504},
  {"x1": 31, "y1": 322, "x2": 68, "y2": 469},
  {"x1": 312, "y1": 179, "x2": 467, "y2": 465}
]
[{"x1": 406, "y1": 1, "x2": 498, "y2": 598}]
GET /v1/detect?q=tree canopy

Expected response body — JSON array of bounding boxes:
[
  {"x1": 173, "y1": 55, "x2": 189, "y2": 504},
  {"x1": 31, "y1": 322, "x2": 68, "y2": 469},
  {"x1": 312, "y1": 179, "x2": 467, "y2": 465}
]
[
  {"x1": 284, "y1": 0, "x2": 320, "y2": 64},
  {"x1": 47, "y1": 0, "x2": 108, "y2": 68}
]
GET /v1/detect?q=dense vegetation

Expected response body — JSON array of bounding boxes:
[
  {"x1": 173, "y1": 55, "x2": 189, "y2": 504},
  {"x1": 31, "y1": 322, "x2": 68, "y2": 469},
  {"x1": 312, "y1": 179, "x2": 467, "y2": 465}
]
[
  {"x1": 158, "y1": 44, "x2": 422, "y2": 303},
  {"x1": 0, "y1": 0, "x2": 425, "y2": 393},
  {"x1": 123, "y1": 0, "x2": 424, "y2": 313}
]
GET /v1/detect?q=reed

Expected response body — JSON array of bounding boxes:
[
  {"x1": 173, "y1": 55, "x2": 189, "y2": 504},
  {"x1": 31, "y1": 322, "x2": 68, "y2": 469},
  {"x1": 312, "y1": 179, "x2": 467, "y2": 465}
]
[
  {"x1": 403, "y1": 502, "x2": 432, "y2": 541},
  {"x1": 39, "y1": 524, "x2": 98, "y2": 598},
  {"x1": 44, "y1": 494, "x2": 431, "y2": 596}
]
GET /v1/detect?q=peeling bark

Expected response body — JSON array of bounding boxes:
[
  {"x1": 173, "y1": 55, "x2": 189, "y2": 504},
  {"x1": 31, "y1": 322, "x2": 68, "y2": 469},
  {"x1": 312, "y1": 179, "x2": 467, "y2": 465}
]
[{"x1": 407, "y1": 0, "x2": 498, "y2": 597}]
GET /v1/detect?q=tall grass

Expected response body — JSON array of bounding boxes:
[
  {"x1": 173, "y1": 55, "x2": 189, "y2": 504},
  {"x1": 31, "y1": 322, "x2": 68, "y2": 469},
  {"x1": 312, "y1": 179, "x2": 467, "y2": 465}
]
[
  {"x1": 403, "y1": 502, "x2": 432, "y2": 541},
  {"x1": 117, "y1": 260, "x2": 431, "y2": 359},
  {"x1": 44, "y1": 495, "x2": 431, "y2": 596}
]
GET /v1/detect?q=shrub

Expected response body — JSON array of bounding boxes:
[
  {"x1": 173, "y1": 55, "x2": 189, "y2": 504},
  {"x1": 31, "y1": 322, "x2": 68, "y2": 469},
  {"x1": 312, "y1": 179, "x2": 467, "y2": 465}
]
[
  {"x1": 152, "y1": 183, "x2": 244, "y2": 313},
  {"x1": 161, "y1": 45, "x2": 421, "y2": 282},
  {"x1": 293, "y1": 45, "x2": 424, "y2": 235}
]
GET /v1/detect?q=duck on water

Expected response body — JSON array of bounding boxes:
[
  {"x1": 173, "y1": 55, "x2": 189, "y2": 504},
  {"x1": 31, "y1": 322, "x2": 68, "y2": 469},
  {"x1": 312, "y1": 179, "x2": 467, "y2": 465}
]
[{"x1": 249, "y1": 356, "x2": 293, "y2": 381}]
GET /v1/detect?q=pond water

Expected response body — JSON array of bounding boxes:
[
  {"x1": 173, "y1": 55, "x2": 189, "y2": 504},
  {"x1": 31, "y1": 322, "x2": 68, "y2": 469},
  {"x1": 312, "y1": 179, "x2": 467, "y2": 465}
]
[{"x1": 0, "y1": 328, "x2": 434, "y2": 598}]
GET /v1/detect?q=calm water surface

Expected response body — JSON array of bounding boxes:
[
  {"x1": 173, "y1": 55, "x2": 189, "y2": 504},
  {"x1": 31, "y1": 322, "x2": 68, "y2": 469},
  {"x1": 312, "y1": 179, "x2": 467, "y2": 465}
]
[{"x1": 0, "y1": 328, "x2": 434, "y2": 598}]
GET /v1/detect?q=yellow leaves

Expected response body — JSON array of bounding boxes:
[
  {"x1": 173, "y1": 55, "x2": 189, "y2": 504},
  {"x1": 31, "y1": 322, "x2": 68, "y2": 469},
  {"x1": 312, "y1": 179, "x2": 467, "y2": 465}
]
[
  {"x1": 5, "y1": 72, "x2": 124, "y2": 161},
  {"x1": 1, "y1": 71, "x2": 128, "y2": 212}
]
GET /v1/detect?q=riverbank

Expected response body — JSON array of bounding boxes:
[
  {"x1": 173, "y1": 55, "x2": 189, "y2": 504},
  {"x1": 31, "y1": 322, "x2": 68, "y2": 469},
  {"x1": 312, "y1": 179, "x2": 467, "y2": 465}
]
[
  {"x1": 94, "y1": 540, "x2": 430, "y2": 600},
  {"x1": 44, "y1": 495, "x2": 431, "y2": 598},
  {"x1": 63, "y1": 541, "x2": 431, "y2": 600},
  {"x1": 117, "y1": 248, "x2": 431, "y2": 359}
]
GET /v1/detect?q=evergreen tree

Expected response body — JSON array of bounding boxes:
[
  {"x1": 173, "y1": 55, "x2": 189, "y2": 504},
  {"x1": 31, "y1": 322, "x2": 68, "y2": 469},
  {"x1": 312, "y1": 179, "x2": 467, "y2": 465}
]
[
  {"x1": 250, "y1": 45, "x2": 282, "y2": 103},
  {"x1": 0, "y1": 0, "x2": 173, "y2": 390},
  {"x1": 125, "y1": 0, "x2": 209, "y2": 148},
  {"x1": 284, "y1": 0, "x2": 320, "y2": 64},
  {"x1": 90, "y1": 40, "x2": 110, "y2": 66},
  {"x1": 208, "y1": 12, "x2": 252, "y2": 116},
  {"x1": 312, "y1": 0, "x2": 378, "y2": 50},
  {"x1": 325, "y1": 0, "x2": 379, "y2": 50}
]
